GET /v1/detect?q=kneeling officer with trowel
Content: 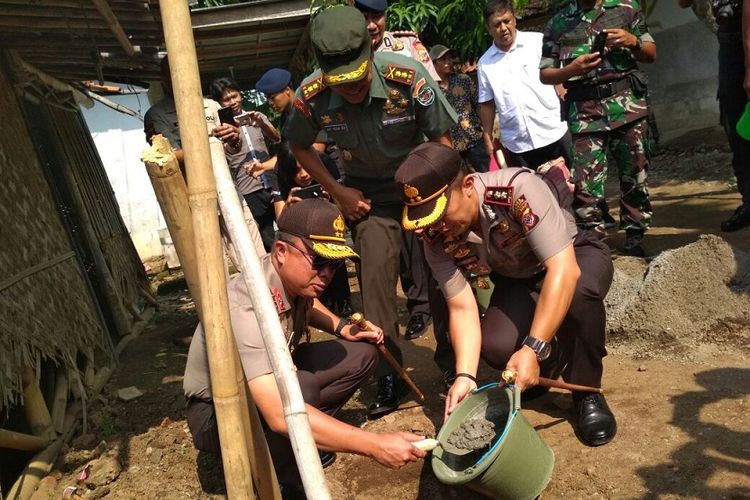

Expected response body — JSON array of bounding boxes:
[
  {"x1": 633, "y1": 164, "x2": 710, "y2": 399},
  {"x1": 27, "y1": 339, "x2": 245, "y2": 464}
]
[{"x1": 395, "y1": 143, "x2": 617, "y2": 447}]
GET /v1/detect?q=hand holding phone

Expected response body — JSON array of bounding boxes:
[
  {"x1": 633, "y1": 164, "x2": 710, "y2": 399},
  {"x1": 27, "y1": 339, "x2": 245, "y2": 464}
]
[
  {"x1": 295, "y1": 184, "x2": 324, "y2": 200},
  {"x1": 590, "y1": 31, "x2": 607, "y2": 55},
  {"x1": 218, "y1": 106, "x2": 236, "y2": 125}
]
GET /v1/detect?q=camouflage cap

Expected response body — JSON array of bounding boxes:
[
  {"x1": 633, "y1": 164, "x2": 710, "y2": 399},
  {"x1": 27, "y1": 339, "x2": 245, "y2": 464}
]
[
  {"x1": 395, "y1": 142, "x2": 463, "y2": 230},
  {"x1": 310, "y1": 6, "x2": 371, "y2": 86},
  {"x1": 277, "y1": 199, "x2": 358, "y2": 261}
]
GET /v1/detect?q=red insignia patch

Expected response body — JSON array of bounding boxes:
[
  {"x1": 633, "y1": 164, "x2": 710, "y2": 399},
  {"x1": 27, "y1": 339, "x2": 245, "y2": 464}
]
[
  {"x1": 384, "y1": 65, "x2": 415, "y2": 85},
  {"x1": 484, "y1": 186, "x2": 513, "y2": 206},
  {"x1": 513, "y1": 195, "x2": 539, "y2": 232},
  {"x1": 271, "y1": 288, "x2": 285, "y2": 314},
  {"x1": 293, "y1": 97, "x2": 311, "y2": 118}
]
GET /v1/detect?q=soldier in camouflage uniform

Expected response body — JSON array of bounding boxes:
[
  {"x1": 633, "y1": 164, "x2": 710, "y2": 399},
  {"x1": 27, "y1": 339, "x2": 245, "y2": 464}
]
[{"x1": 539, "y1": 0, "x2": 657, "y2": 256}]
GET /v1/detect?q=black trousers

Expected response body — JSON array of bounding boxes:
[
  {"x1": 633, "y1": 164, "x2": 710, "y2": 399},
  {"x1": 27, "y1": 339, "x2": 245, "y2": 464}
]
[
  {"x1": 185, "y1": 339, "x2": 377, "y2": 484},
  {"x1": 718, "y1": 31, "x2": 750, "y2": 205},
  {"x1": 480, "y1": 231, "x2": 613, "y2": 387},
  {"x1": 243, "y1": 189, "x2": 276, "y2": 253},
  {"x1": 460, "y1": 141, "x2": 491, "y2": 173},
  {"x1": 505, "y1": 131, "x2": 573, "y2": 171}
]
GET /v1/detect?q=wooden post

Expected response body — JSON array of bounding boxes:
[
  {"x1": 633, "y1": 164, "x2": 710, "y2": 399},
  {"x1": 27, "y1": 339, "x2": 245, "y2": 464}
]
[
  {"x1": 158, "y1": 2, "x2": 255, "y2": 498},
  {"x1": 50, "y1": 369, "x2": 68, "y2": 434},
  {"x1": 0, "y1": 429, "x2": 49, "y2": 452},
  {"x1": 141, "y1": 135, "x2": 203, "y2": 320},
  {"x1": 210, "y1": 139, "x2": 329, "y2": 499},
  {"x1": 21, "y1": 367, "x2": 53, "y2": 440}
]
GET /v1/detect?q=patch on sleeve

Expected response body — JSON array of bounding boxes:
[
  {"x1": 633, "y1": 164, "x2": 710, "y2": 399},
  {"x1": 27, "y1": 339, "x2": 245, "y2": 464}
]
[
  {"x1": 415, "y1": 86, "x2": 435, "y2": 107},
  {"x1": 513, "y1": 195, "x2": 539, "y2": 232},
  {"x1": 484, "y1": 186, "x2": 513, "y2": 206},
  {"x1": 412, "y1": 77, "x2": 427, "y2": 98},
  {"x1": 301, "y1": 77, "x2": 326, "y2": 101},
  {"x1": 412, "y1": 39, "x2": 430, "y2": 63},
  {"x1": 384, "y1": 65, "x2": 415, "y2": 86},
  {"x1": 293, "y1": 96, "x2": 311, "y2": 118}
]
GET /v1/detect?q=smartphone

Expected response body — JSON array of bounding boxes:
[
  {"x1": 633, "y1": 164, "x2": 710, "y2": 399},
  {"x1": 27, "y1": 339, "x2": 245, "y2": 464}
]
[
  {"x1": 235, "y1": 112, "x2": 252, "y2": 127},
  {"x1": 295, "y1": 184, "x2": 324, "y2": 200},
  {"x1": 590, "y1": 30, "x2": 607, "y2": 55},
  {"x1": 218, "y1": 106, "x2": 235, "y2": 125}
]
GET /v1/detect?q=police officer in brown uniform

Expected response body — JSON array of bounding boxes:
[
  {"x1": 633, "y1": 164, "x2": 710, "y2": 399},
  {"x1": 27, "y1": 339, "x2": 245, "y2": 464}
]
[
  {"x1": 283, "y1": 6, "x2": 457, "y2": 418},
  {"x1": 183, "y1": 200, "x2": 427, "y2": 496},
  {"x1": 395, "y1": 143, "x2": 618, "y2": 446}
]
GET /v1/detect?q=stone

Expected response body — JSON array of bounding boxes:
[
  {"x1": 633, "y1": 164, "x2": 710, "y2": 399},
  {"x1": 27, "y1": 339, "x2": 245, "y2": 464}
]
[
  {"x1": 638, "y1": 364, "x2": 648, "y2": 372},
  {"x1": 150, "y1": 448, "x2": 163, "y2": 464},
  {"x1": 83, "y1": 456, "x2": 122, "y2": 489},
  {"x1": 117, "y1": 386, "x2": 143, "y2": 402}
]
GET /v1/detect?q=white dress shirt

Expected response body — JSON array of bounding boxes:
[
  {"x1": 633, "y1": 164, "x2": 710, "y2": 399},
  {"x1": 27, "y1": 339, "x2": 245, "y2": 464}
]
[{"x1": 477, "y1": 31, "x2": 568, "y2": 154}]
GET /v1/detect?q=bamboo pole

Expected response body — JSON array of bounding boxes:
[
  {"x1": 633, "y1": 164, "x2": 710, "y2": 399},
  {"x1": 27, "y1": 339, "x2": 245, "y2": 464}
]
[
  {"x1": 0, "y1": 429, "x2": 49, "y2": 452},
  {"x1": 50, "y1": 369, "x2": 68, "y2": 434},
  {"x1": 141, "y1": 135, "x2": 203, "y2": 320},
  {"x1": 21, "y1": 367, "x2": 53, "y2": 440},
  {"x1": 158, "y1": 2, "x2": 254, "y2": 498},
  {"x1": 209, "y1": 139, "x2": 329, "y2": 499}
]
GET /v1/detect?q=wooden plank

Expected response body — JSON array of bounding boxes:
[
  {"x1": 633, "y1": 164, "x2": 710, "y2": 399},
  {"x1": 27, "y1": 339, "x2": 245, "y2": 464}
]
[
  {"x1": 0, "y1": 428, "x2": 49, "y2": 452},
  {"x1": 91, "y1": 0, "x2": 137, "y2": 56}
]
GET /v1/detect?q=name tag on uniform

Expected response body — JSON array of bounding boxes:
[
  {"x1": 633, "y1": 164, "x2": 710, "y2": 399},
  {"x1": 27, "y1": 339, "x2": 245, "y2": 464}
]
[
  {"x1": 382, "y1": 114, "x2": 415, "y2": 126},
  {"x1": 324, "y1": 123, "x2": 349, "y2": 132}
]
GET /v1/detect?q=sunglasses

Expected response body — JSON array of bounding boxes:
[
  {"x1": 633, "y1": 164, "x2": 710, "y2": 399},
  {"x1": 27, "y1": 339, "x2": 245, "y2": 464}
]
[{"x1": 281, "y1": 239, "x2": 344, "y2": 272}]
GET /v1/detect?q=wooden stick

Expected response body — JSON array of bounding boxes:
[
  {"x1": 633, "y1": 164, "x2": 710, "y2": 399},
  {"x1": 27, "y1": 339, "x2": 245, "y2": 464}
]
[
  {"x1": 50, "y1": 369, "x2": 68, "y2": 434},
  {"x1": 501, "y1": 370, "x2": 602, "y2": 394},
  {"x1": 0, "y1": 428, "x2": 49, "y2": 452},
  {"x1": 158, "y1": 3, "x2": 255, "y2": 498},
  {"x1": 21, "y1": 367, "x2": 54, "y2": 440},
  {"x1": 350, "y1": 313, "x2": 426, "y2": 403}
]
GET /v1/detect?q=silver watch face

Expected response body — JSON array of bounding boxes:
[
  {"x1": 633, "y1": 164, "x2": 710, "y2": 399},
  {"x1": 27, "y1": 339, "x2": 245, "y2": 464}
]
[{"x1": 538, "y1": 342, "x2": 552, "y2": 361}]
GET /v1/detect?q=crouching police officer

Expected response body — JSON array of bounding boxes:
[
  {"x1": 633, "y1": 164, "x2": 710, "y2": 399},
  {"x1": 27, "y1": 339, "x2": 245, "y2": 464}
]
[
  {"x1": 395, "y1": 143, "x2": 617, "y2": 446},
  {"x1": 183, "y1": 200, "x2": 427, "y2": 497}
]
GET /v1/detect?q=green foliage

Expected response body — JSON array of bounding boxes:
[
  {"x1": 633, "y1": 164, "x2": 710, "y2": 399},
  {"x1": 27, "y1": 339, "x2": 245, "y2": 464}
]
[
  {"x1": 387, "y1": 0, "x2": 440, "y2": 34},
  {"x1": 100, "y1": 412, "x2": 120, "y2": 437}
]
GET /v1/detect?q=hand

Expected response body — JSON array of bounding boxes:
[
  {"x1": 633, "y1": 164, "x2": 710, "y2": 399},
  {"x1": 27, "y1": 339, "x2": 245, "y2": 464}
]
[
  {"x1": 341, "y1": 320, "x2": 383, "y2": 344},
  {"x1": 247, "y1": 111, "x2": 264, "y2": 127},
  {"x1": 370, "y1": 432, "x2": 426, "y2": 469},
  {"x1": 505, "y1": 346, "x2": 540, "y2": 391},
  {"x1": 333, "y1": 186, "x2": 371, "y2": 221},
  {"x1": 568, "y1": 53, "x2": 602, "y2": 77},
  {"x1": 243, "y1": 159, "x2": 264, "y2": 177},
  {"x1": 604, "y1": 29, "x2": 637, "y2": 50},
  {"x1": 444, "y1": 376, "x2": 477, "y2": 420},
  {"x1": 212, "y1": 124, "x2": 240, "y2": 145},
  {"x1": 286, "y1": 187, "x2": 304, "y2": 206}
]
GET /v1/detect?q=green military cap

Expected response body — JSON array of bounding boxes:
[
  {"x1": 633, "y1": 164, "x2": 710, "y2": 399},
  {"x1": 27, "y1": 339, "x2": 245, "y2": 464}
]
[
  {"x1": 310, "y1": 6, "x2": 371, "y2": 86},
  {"x1": 395, "y1": 142, "x2": 463, "y2": 230},
  {"x1": 429, "y1": 44, "x2": 452, "y2": 61},
  {"x1": 277, "y1": 199, "x2": 359, "y2": 261}
]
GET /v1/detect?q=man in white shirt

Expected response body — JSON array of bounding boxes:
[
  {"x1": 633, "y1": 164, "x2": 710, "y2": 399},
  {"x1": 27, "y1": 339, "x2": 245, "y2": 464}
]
[{"x1": 477, "y1": 0, "x2": 571, "y2": 170}]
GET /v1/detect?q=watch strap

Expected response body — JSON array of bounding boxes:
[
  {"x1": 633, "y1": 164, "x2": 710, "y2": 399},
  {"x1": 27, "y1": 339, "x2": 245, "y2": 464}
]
[
  {"x1": 522, "y1": 336, "x2": 549, "y2": 360},
  {"x1": 333, "y1": 317, "x2": 348, "y2": 338}
]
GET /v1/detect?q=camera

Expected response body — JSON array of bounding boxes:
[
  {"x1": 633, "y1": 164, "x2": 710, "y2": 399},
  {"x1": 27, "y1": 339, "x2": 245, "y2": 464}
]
[{"x1": 712, "y1": 0, "x2": 740, "y2": 25}]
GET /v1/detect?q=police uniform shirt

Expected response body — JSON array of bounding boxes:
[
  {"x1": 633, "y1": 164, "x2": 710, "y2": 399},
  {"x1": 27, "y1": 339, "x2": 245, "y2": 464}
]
[
  {"x1": 425, "y1": 168, "x2": 577, "y2": 299},
  {"x1": 144, "y1": 96, "x2": 222, "y2": 148},
  {"x1": 225, "y1": 112, "x2": 275, "y2": 196},
  {"x1": 283, "y1": 52, "x2": 456, "y2": 205},
  {"x1": 183, "y1": 254, "x2": 311, "y2": 401},
  {"x1": 377, "y1": 31, "x2": 441, "y2": 82}
]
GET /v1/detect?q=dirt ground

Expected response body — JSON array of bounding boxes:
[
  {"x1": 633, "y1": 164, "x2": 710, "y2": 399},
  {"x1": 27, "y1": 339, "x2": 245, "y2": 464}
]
[{"x1": 30, "y1": 129, "x2": 750, "y2": 500}]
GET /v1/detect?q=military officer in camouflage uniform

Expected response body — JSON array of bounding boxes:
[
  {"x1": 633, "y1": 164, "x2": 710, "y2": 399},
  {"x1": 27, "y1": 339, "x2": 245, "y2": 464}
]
[
  {"x1": 539, "y1": 0, "x2": 656, "y2": 256},
  {"x1": 354, "y1": 0, "x2": 441, "y2": 82},
  {"x1": 395, "y1": 143, "x2": 617, "y2": 447},
  {"x1": 283, "y1": 6, "x2": 457, "y2": 418}
]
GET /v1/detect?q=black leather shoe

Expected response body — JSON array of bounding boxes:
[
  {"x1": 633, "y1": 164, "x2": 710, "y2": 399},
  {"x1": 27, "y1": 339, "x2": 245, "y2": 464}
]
[
  {"x1": 279, "y1": 482, "x2": 306, "y2": 500},
  {"x1": 405, "y1": 314, "x2": 429, "y2": 340},
  {"x1": 573, "y1": 392, "x2": 617, "y2": 446},
  {"x1": 367, "y1": 374, "x2": 399, "y2": 419},
  {"x1": 624, "y1": 228, "x2": 645, "y2": 257},
  {"x1": 721, "y1": 204, "x2": 750, "y2": 232},
  {"x1": 319, "y1": 451, "x2": 336, "y2": 469}
]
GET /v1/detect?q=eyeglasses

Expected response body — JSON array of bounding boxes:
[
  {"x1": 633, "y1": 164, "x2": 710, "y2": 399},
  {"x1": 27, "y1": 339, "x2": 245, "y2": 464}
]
[{"x1": 280, "y1": 239, "x2": 344, "y2": 272}]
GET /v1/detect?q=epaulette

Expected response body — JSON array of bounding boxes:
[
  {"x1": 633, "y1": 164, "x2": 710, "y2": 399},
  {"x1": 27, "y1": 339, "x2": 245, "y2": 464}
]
[
  {"x1": 383, "y1": 65, "x2": 415, "y2": 86},
  {"x1": 391, "y1": 30, "x2": 419, "y2": 38},
  {"x1": 484, "y1": 186, "x2": 513, "y2": 206},
  {"x1": 301, "y1": 76, "x2": 326, "y2": 101}
]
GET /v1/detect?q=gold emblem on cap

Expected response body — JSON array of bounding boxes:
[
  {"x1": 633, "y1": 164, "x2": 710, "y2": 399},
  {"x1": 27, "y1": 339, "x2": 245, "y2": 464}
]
[
  {"x1": 332, "y1": 215, "x2": 345, "y2": 238},
  {"x1": 404, "y1": 184, "x2": 421, "y2": 202}
]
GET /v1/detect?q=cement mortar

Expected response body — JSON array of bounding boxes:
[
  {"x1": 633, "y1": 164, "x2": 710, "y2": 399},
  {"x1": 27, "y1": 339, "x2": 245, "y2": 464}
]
[
  {"x1": 446, "y1": 418, "x2": 496, "y2": 451},
  {"x1": 606, "y1": 235, "x2": 750, "y2": 357}
]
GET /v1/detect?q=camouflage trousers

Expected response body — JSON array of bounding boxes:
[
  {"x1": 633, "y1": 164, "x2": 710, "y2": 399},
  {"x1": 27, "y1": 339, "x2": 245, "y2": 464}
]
[{"x1": 570, "y1": 117, "x2": 652, "y2": 232}]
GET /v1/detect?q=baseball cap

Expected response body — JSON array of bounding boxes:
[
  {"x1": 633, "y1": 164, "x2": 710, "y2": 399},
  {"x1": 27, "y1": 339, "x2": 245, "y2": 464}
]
[
  {"x1": 429, "y1": 44, "x2": 452, "y2": 61},
  {"x1": 256, "y1": 68, "x2": 292, "y2": 96},
  {"x1": 310, "y1": 6, "x2": 371, "y2": 86},
  {"x1": 277, "y1": 199, "x2": 359, "y2": 261},
  {"x1": 395, "y1": 142, "x2": 463, "y2": 230}
]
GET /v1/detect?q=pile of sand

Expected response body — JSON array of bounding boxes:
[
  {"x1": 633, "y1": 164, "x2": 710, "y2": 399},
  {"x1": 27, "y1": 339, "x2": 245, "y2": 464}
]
[{"x1": 606, "y1": 235, "x2": 750, "y2": 357}]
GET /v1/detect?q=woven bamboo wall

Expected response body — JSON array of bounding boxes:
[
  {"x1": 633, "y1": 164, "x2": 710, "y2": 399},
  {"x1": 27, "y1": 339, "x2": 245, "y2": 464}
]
[{"x1": 0, "y1": 66, "x2": 104, "y2": 411}]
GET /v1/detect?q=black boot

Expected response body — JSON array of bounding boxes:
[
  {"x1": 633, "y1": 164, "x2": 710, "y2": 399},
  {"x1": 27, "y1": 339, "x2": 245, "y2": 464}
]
[
  {"x1": 623, "y1": 228, "x2": 645, "y2": 257},
  {"x1": 573, "y1": 392, "x2": 617, "y2": 446},
  {"x1": 720, "y1": 204, "x2": 750, "y2": 232},
  {"x1": 367, "y1": 374, "x2": 399, "y2": 419},
  {"x1": 405, "y1": 314, "x2": 429, "y2": 340}
]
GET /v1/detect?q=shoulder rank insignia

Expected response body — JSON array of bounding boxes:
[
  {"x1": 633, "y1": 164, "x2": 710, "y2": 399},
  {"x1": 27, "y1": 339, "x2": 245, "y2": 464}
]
[
  {"x1": 391, "y1": 30, "x2": 418, "y2": 37},
  {"x1": 293, "y1": 96, "x2": 311, "y2": 118},
  {"x1": 484, "y1": 186, "x2": 513, "y2": 206},
  {"x1": 513, "y1": 195, "x2": 539, "y2": 232},
  {"x1": 301, "y1": 77, "x2": 326, "y2": 101},
  {"x1": 271, "y1": 288, "x2": 286, "y2": 314},
  {"x1": 384, "y1": 65, "x2": 415, "y2": 86}
]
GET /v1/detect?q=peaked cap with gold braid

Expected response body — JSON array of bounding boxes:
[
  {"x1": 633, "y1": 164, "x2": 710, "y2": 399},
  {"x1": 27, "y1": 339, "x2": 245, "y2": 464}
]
[
  {"x1": 277, "y1": 199, "x2": 359, "y2": 261},
  {"x1": 395, "y1": 142, "x2": 463, "y2": 230}
]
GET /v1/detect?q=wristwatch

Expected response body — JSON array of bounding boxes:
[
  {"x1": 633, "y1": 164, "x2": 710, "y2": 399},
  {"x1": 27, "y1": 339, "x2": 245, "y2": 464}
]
[
  {"x1": 522, "y1": 336, "x2": 552, "y2": 361},
  {"x1": 633, "y1": 37, "x2": 642, "y2": 51}
]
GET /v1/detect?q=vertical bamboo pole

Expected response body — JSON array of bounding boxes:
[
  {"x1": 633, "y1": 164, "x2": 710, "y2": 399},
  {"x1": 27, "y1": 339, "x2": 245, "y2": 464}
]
[
  {"x1": 210, "y1": 140, "x2": 330, "y2": 499},
  {"x1": 158, "y1": 2, "x2": 253, "y2": 498},
  {"x1": 141, "y1": 135, "x2": 203, "y2": 320},
  {"x1": 21, "y1": 367, "x2": 54, "y2": 440}
]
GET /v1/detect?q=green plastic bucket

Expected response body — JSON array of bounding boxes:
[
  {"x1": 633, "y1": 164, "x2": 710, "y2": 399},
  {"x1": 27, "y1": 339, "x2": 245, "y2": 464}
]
[{"x1": 432, "y1": 384, "x2": 554, "y2": 499}]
